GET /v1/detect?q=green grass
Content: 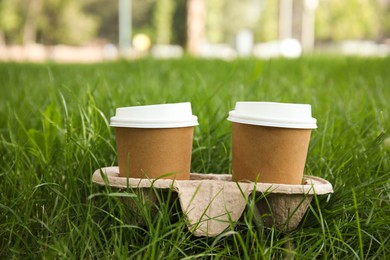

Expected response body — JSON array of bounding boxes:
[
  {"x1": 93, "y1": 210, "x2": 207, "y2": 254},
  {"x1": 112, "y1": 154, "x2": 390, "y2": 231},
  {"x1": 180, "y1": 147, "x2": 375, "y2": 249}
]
[{"x1": 0, "y1": 56, "x2": 389, "y2": 258}]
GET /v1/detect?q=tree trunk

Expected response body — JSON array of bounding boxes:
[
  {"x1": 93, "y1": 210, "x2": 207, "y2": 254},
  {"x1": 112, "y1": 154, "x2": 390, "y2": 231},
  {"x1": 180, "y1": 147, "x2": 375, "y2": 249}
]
[
  {"x1": 279, "y1": 0, "x2": 293, "y2": 40},
  {"x1": 187, "y1": 0, "x2": 205, "y2": 55},
  {"x1": 23, "y1": 0, "x2": 42, "y2": 45}
]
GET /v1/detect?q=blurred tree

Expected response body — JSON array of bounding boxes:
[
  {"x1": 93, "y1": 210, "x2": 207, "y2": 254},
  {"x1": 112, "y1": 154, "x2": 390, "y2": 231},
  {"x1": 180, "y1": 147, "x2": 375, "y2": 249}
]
[
  {"x1": 23, "y1": 0, "x2": 42, "y2": 44},
  {"x1": 84, "y1": 0, "x2": 118, "y2": 43},
  {"x1": 1, "y1": 0, "x2": 388, "y2": 46},
  {"x1": 254, "y1": 0, "x2": 390, "y2": 43},
  {"x1": 154, "y1": 0, "x2": 175, "y2": 44},
  {"x1": 187, "y1": 0, "x2": 205, "y2": 55},
  {"x1": 224, "y1": 0, "x2": 262, "y2": 38},
  {"x1": 85, "y1": 0, "x2": 185, "y2": 46},
  {"x1": 206, "y1": 0, "x2": 224, "y2": 43},
  {"x1": 0, "y1": 0, "x2": 22, "y2": 44},
  {"x1": 255, "y1": 0, "x2": 278, "y2": 41},
  {"x1": 377, "y1": 0, "x2": 390, "y2": 40},
  {"x1": 316, "y1": 0, "x2": 382, "y2": 41},
  {"x1": 85, "y1": 0, "x2": 155, "y2": 44},
  {"x1": 0, "y1": 0, "x2": 99, "y2": 45},
  {"x1": 38, "y1": 0, "x2": 99, "y2": 45},
  {"x1": 132, "y1": 0, "x2": 154, "y2": 39},
  {"x1": 172, "y1": 0, "x2": 187, "y2": 46}
]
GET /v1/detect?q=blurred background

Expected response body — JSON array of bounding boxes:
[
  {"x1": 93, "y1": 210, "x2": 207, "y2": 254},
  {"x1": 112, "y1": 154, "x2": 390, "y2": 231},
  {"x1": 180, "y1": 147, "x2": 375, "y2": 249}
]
[{"x1": 0, "y1": 0, "x2": 389, "y2": 62}]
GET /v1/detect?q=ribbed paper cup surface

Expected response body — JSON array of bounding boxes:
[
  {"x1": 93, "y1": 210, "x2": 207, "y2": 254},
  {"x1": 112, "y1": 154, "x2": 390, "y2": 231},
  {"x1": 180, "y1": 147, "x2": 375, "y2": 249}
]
[
  {"x1": 228, "y1": 102, "x2": 317, "y2": 184},
  {"x1": 111, "y1": 102, "x2": 198, "y2": 180}
]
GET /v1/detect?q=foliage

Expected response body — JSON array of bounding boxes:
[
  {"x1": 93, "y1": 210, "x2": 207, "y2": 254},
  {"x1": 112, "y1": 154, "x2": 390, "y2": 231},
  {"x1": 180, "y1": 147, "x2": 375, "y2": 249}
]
[
  {"x1": 315, "y1": 0, "x2": 386, "y2": 41},
  {"x1": 0, "y1": 0, "x2": 20, "y2": 33},
  {"x1": 1, "y1": 0, "x2": 390, "y2": 46},
  {"x1": 40, "y1": 0, "x2": 99, "y2": 44},
  {"x1": 153, "y1": 0, "x2": 175, "y2": 44},
  {"x1": 378, "y1": 1, "x2": 390, "y2": 39},
  {"x1": 255, "y1": 0, "x2": 279, "y2": 42},
  {"x1": 206, "y1": 0, "x2": 225, "y2": 43},
  {"x1": 0, "y1": 57, "x2": 389, "y2": 258},
  {"x1": 223, "y1": 0, "x2": 263, "y2": 41},
  {"x1": 0, "y1": 0, "x2": 99, "y2": 45}
]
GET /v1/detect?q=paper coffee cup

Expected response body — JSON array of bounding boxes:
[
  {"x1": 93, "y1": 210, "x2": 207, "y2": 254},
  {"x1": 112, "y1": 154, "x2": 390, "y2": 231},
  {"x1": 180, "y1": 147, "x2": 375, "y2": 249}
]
[
  {"x1": 228, "y1": 102, "x2": 317, "y2": 184},
  {"x1": 110, "y1": 102, "x2": 198, "y2": 180}
]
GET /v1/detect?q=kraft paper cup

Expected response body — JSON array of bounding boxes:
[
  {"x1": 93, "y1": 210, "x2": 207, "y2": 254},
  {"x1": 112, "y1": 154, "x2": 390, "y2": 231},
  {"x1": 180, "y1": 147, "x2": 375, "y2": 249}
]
[
  {"x1": 110, "y1": 102, "x2": 198, "y2": 180},
  {"x1": 228, "y1": 102, "x2": 317, "y2": 184}
]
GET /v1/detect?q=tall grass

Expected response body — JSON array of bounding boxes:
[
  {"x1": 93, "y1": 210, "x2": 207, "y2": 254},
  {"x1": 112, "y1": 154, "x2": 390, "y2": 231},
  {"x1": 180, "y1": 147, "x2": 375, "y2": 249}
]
[{"x1": 0, "y1": 56, "x2": 389, "y2": 258}]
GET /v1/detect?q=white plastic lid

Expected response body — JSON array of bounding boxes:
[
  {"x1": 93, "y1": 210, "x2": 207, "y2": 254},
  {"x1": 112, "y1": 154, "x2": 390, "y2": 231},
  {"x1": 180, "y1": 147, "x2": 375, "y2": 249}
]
[
  {"x1": 110, "y1": 102, "x2": 198, "y2": 128},
  {"x1": 227, "y1": 102, "x2": 317, "y2": 129}
]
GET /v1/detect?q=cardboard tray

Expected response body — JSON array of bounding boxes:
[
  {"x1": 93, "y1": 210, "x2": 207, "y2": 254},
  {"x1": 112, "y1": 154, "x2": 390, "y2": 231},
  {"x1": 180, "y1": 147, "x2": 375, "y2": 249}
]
[{"x1": 92, "y1": 167, "x2": 333, "y2": 237}]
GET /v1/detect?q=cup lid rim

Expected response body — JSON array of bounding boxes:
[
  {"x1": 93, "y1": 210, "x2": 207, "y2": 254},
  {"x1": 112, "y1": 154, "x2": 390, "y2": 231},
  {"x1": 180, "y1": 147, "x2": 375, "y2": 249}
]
[
  {"x1": 228, "y1": 111, "x2": 317, "y2": 129},
  {"x1": 110, "y1": 115, "x2": 199, "y2": 128},
  {"x1": 110, "y1": 102, "x2": 198, "y2": 128}
]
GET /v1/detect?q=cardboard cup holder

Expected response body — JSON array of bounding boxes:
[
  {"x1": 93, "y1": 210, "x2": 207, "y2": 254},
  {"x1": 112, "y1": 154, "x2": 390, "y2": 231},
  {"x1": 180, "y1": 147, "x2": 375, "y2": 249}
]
[{"x1": 92, "y1": 167, "x2": 333, "y2": 237}]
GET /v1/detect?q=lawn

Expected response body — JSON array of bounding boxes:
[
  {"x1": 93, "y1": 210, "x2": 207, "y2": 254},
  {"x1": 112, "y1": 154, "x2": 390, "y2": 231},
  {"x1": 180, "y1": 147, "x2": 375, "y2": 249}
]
[{"x1": 0, "y1": 56, "x2": 389, "y2": 258}]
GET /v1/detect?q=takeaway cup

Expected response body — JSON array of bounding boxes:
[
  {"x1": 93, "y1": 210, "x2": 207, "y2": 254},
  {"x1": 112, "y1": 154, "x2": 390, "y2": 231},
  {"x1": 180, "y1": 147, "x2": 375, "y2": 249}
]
[
  {"x1": 110, "y1": 102, "x2": 198, "y2": 180},
  {"x1": 227, "y1": 102, "x2": 317, "y2": 184}
]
